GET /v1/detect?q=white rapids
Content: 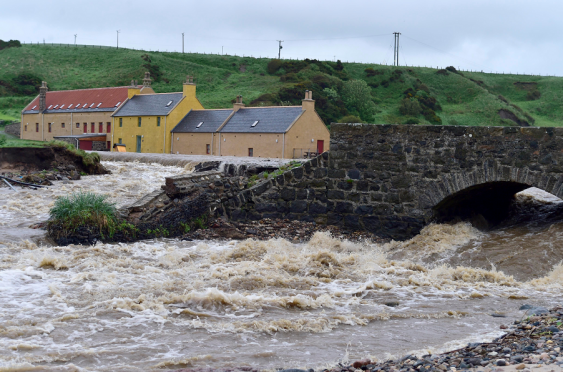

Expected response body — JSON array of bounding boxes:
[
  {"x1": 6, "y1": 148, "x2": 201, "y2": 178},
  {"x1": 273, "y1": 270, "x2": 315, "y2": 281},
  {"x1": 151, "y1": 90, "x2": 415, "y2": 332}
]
[{"x1": 0, "y1": 162, "x2": 562, "y2": 371}]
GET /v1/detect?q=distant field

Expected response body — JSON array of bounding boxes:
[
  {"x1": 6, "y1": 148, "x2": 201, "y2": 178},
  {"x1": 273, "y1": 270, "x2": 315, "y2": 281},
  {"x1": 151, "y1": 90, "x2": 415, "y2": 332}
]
[{"x1": 0, "y1": 44, "x2": 562, "y2": 127}]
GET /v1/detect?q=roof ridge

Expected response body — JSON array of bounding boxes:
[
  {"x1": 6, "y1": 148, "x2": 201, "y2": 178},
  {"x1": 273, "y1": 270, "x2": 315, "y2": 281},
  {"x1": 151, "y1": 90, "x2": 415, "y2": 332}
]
[
  {"x1": 240, "y1": 105, "x2": 301, "y2": 109},
  {"x1": 46, "y1": 86, "x2": 135, "y2": 94}
]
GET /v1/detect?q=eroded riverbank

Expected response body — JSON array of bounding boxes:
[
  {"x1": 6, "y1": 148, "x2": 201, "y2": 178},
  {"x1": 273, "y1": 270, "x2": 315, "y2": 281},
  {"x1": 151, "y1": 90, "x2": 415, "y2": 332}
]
[{"x1": 0, "y1": 161, "x2": 562, "y2": 371}]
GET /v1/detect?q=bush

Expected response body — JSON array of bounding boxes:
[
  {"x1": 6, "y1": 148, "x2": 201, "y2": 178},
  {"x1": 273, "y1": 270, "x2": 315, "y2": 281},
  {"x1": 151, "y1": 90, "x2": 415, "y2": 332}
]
[
  {"x1": 527, "y1": 90, "x2": 541, "y2": 101},
  {"x1": 404, "y1": 118, "x2": 420, "y2": 124},
  {"x1": 399, "y1": 98, "x2": 421, "y2": 116},
  {"x1": 49, "y1": 192, "x2": 117, "y2": 233},
  {"x1": 267, "y1": 59, "x2": 283, "y2": 74},
  {"x1": 0, "y1": 134, "x2": 6, "y2": 147},
  {"x1": 0, "y1": 39, "x2": 21, "y2": 51},
  {"x1": 339, "y1": 115, "x2": 363, "y2": 123}
]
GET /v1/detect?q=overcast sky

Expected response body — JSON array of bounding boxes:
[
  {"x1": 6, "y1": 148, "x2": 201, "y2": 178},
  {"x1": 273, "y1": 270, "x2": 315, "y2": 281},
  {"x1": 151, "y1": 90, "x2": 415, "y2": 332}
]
[{"x1": 2, "y1": 0, "x2": 563, "y2": 75}]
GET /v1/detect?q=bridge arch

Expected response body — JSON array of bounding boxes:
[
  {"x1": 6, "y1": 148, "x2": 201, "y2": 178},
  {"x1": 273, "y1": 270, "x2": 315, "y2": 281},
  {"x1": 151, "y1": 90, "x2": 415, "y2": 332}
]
[{"x1": 420, "y1": 163, "x2": 563, "y2": 227}]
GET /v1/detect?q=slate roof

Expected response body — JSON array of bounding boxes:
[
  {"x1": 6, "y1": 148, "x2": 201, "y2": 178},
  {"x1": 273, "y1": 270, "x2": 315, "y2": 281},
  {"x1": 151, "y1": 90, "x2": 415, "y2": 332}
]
[
  {"x1": 172, "y1": 109, "x2": 233, "y2": 133},
  {"x1": 22, "y1": 86, "x2": 133, "y2": 114},
  {"x1": 219, "y1": 107, "x2": 303, "y2": 133},
  {"x1": 113, "y1": 93, "x2": 184, "y2": 117}
]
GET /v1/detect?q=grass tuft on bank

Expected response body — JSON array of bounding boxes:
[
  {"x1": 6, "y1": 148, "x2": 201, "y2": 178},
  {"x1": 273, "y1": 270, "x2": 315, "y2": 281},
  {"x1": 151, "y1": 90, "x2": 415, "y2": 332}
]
[{"x1": 49, "y1": 191, "x2": 117, "y2": 232}]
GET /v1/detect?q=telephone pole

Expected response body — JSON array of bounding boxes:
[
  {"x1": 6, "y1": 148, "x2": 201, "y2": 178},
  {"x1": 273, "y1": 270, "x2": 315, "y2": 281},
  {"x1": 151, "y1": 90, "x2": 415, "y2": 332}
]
[
  {"x1": 393, "y1": 32, "x2": 401, "y2": 66},
  {"x1": 182, "y1": 33, "x2": 184, "y2": 53},
  {"x1": 74, "y1": 34, "x2": 77, "y2": 45},
  {"x1": 116, "y1": 30, "x2": 120, "y2": 49},
  {"x1": 277, "y1": 40, "x2": 283, "y2": 59}
]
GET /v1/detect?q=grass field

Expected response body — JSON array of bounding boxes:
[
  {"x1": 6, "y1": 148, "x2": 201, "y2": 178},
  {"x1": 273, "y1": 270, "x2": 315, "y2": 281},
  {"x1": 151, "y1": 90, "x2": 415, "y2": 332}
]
[{"x1": 1, "y1": 44, "x2": 562, "y2": 127}]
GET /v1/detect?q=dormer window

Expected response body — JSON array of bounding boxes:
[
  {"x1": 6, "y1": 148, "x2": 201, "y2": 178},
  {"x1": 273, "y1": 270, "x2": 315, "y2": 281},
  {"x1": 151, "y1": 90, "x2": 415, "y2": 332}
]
[
  {"x1": 251, "y1": 120, "x2": 259, "y2": 127},
  {"x1": 196, "y1": 122, "x2": 204, "y2": 128},
  {"x1": 166, "y1": 100, "x2": 173, "y2": 107}
]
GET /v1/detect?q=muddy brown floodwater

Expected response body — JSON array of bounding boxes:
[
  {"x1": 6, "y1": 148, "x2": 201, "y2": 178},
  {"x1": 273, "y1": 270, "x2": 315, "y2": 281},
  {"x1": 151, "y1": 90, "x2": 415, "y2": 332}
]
[{"x1": 0, "y1": 162, "x2": 562, "y2": 371}]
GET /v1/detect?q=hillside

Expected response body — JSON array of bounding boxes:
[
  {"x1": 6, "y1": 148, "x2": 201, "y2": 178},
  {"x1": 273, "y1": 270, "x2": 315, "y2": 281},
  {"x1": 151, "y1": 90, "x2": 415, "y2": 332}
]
[{"x1": 1, "y1": 44, "x2": 562, "y2": 127}]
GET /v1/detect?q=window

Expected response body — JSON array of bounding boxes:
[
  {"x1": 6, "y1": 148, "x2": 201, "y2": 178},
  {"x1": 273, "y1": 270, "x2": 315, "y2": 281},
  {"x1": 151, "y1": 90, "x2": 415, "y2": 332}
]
[
  {"x1": 60, "y1": 105, "x2": 65, "y2": 109},
  {"x1": 89, "y1": 103, "x2": 95, "y2": 108},
  {"x1": 196, "y1": 122, "x2": 203, "y2": 128},
  {"x1": 99, "y1": 122, "x2": 103, "y2": 133},
  {"x1": 248, "y1": 148, "x2": 253, "y2": 157},
  {"x1": 36, "y1": 123, "x2": 39, "y2": 132},
  {"x1": 68, "y1": 104, "x2": 73, "y2": 109},
  {"x1": 76, "y1": 103, "x2": 80, "y2": 108},
  {"x1": 157, "y1": 117, "x2": 160, "y2": 127},
  {"x1": 138, "y1": 117, "x2": 141, "y2": 127},
  {"x1": 206, "y1": 144, "x2": 210, "y2": 154},
  {"x1": 61, "y1": 123, "x2": 65, "y2": 128},
  {"x1": 251, "y1": 120, "x2": 259, "y2": 127},
  {"x1": 107, "y1": 122, "x2": 111, "y2": 133},
  {"x1": 48, "y1": 105, "x2": 53, "y2": 109},
  {"x1": 91, "y1": 123, "x2": 95, "y2": 133},
  {"x1": 76, "y1": 123, "x2": 79, "y2": 128},
  {"x1": 32, "y1": 105, "x2": 36, "y2": 110},
  {"x1": 54, "y1": 105, "x2": 59, "y2": 109},
  {"x1": 96, "y1": 103, "x2": 102, "y2": 108},
  {"x1": 83, "y1": 123, "x2": 87, "y2": 133},
  {"x1": 48, "y1": 123, "x2": 52, "y2": 133},
  {"x1": 82, "y1": 104, "x2": 87, "y2": 108},
  {"x1": 115, "y1": 102, "x2": 121, "y2": 107},
  {"x1": 119, "y1": 118, "x2": 122, "y2": 127},
  {"x1": 25, "y1": 125, "x2": 27, "y2": 131},
  {"x1": 118, "y1": 138, "x2": 122, "y2": 144},
  {"x1": 166, "y1": 100, "x2": 173, "y2": 107}
]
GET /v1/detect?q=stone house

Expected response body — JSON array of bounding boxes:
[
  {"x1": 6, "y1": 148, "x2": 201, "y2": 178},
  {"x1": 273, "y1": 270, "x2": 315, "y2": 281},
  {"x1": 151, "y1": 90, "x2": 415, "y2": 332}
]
[
  {"x1": 111, "y1": 76, "x2": 203, "y2": 153},
  {"x1": 171, "y1": 91, "x2": 330, "y2": 158},
  {"x1": 20, "y1": 76, "x2": 155, "y2": 150}
]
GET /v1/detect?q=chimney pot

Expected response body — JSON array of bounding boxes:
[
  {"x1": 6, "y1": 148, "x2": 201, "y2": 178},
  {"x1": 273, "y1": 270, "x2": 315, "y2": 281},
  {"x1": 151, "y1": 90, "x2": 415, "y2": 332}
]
[{"x1": 143, "y1": 72, "x2": 152, "y2": 87}]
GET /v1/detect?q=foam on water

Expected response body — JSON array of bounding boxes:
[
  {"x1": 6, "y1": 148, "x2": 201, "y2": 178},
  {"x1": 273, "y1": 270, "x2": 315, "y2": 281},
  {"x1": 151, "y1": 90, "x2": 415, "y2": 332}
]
[{"x1": 0, "y1": 162, "x2": 562, "y2": 370}]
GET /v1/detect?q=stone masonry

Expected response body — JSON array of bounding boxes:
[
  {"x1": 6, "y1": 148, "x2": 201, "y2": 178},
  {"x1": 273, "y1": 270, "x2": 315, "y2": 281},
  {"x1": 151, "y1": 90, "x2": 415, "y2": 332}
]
[{"x1": 223, "y1": 124, "x2": 563, "y2": 239}]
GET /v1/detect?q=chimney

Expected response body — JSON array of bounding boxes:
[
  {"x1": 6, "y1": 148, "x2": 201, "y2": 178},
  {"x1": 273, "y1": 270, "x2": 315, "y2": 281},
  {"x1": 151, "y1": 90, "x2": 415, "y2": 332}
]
[
  {"x1": 183, "y1": 75, "x2": 196, "y2": 98},
  {"x1": 128, "y1": 79, "x2": 141, "y2": 99},
  {"x1": 39, "y1": 81, "x2": 48, "y2": 111},
  {"x1": 302, "y1": 90, "x2": 315, "y2": 111},
  {"x1": 143, "y1": 72, "x2": 152, "y2": 87},
  {"x1": 233, "y1": 95, "x2": 245, "y2": 112}
]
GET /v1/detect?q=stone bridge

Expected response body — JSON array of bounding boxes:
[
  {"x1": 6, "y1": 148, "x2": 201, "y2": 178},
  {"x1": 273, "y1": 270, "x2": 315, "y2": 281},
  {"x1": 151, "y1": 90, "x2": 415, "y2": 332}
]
[{"x1": 224, "y1": 124, "x2": 563, "y2": 239}]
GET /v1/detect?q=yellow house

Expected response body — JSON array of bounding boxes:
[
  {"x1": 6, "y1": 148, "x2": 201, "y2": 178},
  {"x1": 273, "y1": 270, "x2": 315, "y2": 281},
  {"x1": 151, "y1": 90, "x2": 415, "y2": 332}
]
[
  {"x1": 111, "y1": 75, "x2": 203, "y2": 153},
  {"x1": 171, "y1": 91, "x2": 330, "y2": 159}
]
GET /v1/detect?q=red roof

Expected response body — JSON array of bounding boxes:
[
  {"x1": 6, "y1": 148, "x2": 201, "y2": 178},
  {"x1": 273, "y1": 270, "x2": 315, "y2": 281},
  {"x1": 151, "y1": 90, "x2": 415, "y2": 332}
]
[{"x1": 23, "y1": 86, "x2": 138, "y2": 112}]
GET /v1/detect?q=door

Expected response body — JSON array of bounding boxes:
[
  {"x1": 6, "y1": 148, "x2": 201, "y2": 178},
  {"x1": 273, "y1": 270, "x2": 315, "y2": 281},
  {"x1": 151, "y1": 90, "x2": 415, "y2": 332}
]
[
  {"x1": 136, "y1": 135, "x2": 142, "y2": 153},
  {"x1": 317, "y1": 140, "x2": 324, "y2": 154},
  {"x1": 79, "y1": 140, "x2": 92, "y2": 150}
]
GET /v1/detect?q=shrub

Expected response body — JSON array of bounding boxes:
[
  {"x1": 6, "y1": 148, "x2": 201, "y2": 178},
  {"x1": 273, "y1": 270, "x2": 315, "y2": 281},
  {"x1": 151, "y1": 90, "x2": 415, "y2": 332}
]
[
  {"x1": 267, "y1": 59, "x2": 283, "y2": 74},
  {"x1": 342, "y1": 79, "x2": 377, "y2": 121},
  {"x1": 527, "y1": 90, "x2": 541, "y2": 101},
  {"x1": 364, "y1": 68, "x2": 383, "y2": 77},
  {"x1": 339, "y1": 115, "x2": 363, "y2": 123},
  {"x1": 418, "y1": 83, "x2": 430, "y2": 93},
  {"x1": 404, "y1": 118, "x2": 420, "y2": 124},
  {"x1": 0, "y1": 39, "x2": 21, "y2": 51},
  {"x1": 0, "y1": 135, "x2": 6, "y2": 147},
  {"x1": 437, "y1": 69, "x2": 449, "y2": 76},
  {"x1": 399, "y1": 98, "x2": 421, "y2": 116},
  {"x1": 446, "y1": 66, "x2": 457, "y2": 73}
]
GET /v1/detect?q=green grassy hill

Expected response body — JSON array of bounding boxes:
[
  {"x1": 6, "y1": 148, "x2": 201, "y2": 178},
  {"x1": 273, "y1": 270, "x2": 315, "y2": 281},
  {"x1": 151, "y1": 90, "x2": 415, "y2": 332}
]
[{"x1": 1, "y1": 44, "x2": 562, "y2": 127}]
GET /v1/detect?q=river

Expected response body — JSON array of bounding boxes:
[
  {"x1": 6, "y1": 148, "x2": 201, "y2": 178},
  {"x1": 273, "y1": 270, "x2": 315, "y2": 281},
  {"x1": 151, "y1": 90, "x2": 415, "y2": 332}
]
[{"x1": 0, "y1": 161, "x2": 562, "y2": 371}]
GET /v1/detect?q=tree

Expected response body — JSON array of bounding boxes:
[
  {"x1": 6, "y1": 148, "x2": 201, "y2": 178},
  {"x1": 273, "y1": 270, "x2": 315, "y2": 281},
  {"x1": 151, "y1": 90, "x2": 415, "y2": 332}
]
[{"x1": 341, "y1": 80, "x2": 377, "y2": 122}]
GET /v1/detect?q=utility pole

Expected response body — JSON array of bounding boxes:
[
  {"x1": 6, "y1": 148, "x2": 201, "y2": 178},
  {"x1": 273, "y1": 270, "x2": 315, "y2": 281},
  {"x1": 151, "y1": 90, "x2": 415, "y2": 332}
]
[
  {"x1": 222, "y1": 46, "x2": 224, "y2": 55},
  {"x1": 74, "y1": 34, "x2": 77, "y2": 46},
  {"x1": 393, "y1": 32, "x2": 401, "y2": 66},
  {"x1": 116, "y1": 30, "x2": 120, "y2": 49},
  {"x1": 277, "y1": 40, "x2": 283, "y2": 59},
  {"x1": 182, "y1": 33, "x2": 184, "y2": 53}
]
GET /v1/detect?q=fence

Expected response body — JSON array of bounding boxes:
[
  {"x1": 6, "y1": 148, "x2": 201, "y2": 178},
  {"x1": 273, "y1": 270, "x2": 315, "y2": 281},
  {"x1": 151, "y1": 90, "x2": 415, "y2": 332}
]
[{"x1": 19, "y1": 42, "x2": 560, "y2": 78}]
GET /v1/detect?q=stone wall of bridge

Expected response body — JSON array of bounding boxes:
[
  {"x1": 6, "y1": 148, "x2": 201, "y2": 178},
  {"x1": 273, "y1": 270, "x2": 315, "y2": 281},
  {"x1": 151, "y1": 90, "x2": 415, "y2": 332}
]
[{"x1": 223, "y1": 124, "x2": 563, "y2": 239}]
